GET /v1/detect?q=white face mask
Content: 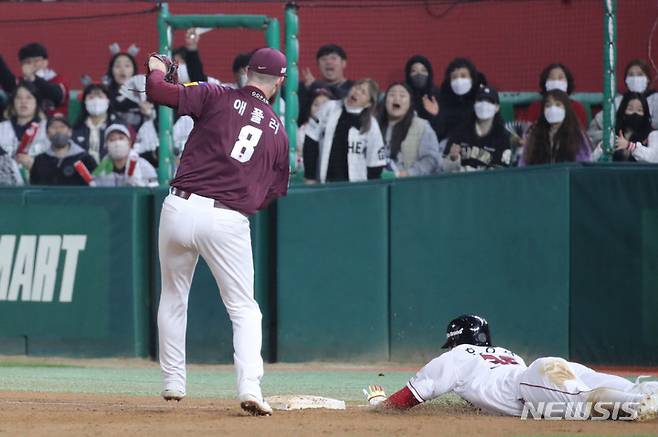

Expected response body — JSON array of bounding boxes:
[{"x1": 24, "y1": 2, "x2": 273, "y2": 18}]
[
  {"x1": 544, "y1": 105, "x2": 566, "y2": 124},
  {"x1": 85, "y1": 98, "x2": 109, "y2": 116},
  {"x1": 474, "y1": 101, "x2": 497, "y2": 120},
  {"x1": 106, "y1": 139, "x2": 131, "y2": 160},
  {"x1": 451, "y1": 77, "x2": 472, "y2": 96},
  {"x1": 545, "y1": 79, "x2": 568, "y2": 93},
  {"x1": 626, "y1": 75, "x2": 648, "y2": 93},
  {"x1": 177, "y1": 63, "x2": 190, "y2": 84}
]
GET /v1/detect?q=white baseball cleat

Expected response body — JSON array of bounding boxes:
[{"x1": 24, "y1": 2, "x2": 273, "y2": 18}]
[
  {"x1": 239, "y1": 393, "x2": 273, "y2": 416},
  {"x1": 161, "y1": 388, "x2": 186, "y2": 402},
  {"x1": 635, "y1": 394, "x2": 658, "y2": 421}
]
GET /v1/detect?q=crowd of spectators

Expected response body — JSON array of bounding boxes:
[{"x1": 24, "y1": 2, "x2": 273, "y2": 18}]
[{"x1": 1, "y1": 36, "x2": 658, "y2": 188}]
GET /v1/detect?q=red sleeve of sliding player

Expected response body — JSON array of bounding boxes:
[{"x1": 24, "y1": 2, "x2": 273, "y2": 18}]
[{"x1": 382, "y1": 386, "x2": 421, "y2": 410}]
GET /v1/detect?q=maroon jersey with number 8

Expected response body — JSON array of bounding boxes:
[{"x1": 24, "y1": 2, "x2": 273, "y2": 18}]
[{"x1": 170, "y1": 82, "x2": 289, "y2": 215}]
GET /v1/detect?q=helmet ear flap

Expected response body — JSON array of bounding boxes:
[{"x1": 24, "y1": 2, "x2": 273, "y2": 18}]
[{"x1": 476, "y1": 332, "x2": 488, "y2": 344}]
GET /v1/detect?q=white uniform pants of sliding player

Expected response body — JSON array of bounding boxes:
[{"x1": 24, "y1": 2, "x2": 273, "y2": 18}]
[
  {"x1": 157, "y1": 192, "x2": 264, "y2": 400},
  {"x1": 519, "y1": 357, "x2": 647, "y2": 419}
]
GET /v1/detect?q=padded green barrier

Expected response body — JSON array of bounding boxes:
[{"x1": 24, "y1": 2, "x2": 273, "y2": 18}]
[
  {"x1": 150, "y1": 188, "x2": 274, "y2": 363},
  {"x1": 389, "y1": 167, "x2": 573, "y2": 362},
  {"x1": 68, "y1": 90, "x2": 81, "y2": 125},
  {"x1": 569, "y1": 165, "x2": 658, "y2": 365},
  {"x1": 0, "y1": 187, "x2": 151, "y2": 357},
  {"x1": 276, "y1": 182, "x2": 389, "y2": 361}
]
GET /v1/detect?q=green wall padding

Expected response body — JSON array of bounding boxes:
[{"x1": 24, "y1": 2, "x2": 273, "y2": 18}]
[
  {"x1": 389, "y1": 168, "x2": 572, "y2": 362},
  {"x1": 0, "y1": 187, "x2": 151, "y2": 357},
  {"x1": 569, "y1": 166, "x2": 658, "y2": 365},
  {"x1": 276, "y1": 183, "x2": 389, "y2": 361}
]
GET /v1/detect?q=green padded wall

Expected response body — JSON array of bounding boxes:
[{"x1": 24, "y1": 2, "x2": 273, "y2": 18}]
[
  {"x1": 151, "y1": 188, "x2": 274, "y2": 363},
  {"x1": 276, "y1": 182, "x2": 389, "y2": 361},
  {"x1": 0, "y1": 187, "x2": 151, "y2": 357},
  {"x1": 569, "y1": 165, "x2": 658, "y2": 365},
  {"x1": 389, "y1": 168, "x2": 572, "y2": 362}
]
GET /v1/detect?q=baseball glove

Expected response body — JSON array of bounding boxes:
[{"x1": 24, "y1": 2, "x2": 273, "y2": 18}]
[{"x1": 146, "y1": 52, "x2": 179, "y2": 84}]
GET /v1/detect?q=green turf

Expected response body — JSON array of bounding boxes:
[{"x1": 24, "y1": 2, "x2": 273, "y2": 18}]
[{"x1": 0, "y1": 364, "x2": 411, "y2": 402}]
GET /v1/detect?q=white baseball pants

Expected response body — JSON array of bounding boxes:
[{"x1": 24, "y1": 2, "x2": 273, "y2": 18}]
[
  {"x1": 157, "y1": 192, "x2": 264, "y2": 399},
  {"x1": 519, "y1": 357, "x2": 644, "y2": 418}
]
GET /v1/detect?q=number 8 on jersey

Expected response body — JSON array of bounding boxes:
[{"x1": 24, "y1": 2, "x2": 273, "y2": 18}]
[{"x1": 231, "y1": 125, "x2": 263, "y2": 163}]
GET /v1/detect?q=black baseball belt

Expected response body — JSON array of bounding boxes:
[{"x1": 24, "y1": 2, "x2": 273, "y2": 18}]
[{"x1": 170, "y1": 187, "x2": 243, "y2": 216}]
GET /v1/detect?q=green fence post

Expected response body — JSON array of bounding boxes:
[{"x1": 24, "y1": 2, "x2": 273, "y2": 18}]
[
  {"x1": 285, "y1": 2, "x2": 299, "y2": 168},
  {"x1": 265, "y1": 18, "x2": 282, "y2": 115},
  {"x1": 157, "y1": 3, "x2": 174, "y2": 185},
  {"x1": 601, "y1": 0, "x2": 617, "y2": 161}
]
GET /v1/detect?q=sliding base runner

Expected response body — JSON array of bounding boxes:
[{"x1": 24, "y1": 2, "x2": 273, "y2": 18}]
[
  {"x1": 364, "y1": 315, "x2": 658, "y2": 421},
  {"x1": 145, "y1": 48, "x2": 290, "y2": 416}
]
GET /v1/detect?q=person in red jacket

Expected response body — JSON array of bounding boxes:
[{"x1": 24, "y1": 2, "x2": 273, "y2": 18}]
[
  {"x1": 517, "y1": 63, "x2": 588, "y2": 127},
  {"x1": 0, "y1": 43, "x2": 69, "y2": 117}
]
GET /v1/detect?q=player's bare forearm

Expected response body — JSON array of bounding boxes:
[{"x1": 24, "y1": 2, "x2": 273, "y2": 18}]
[{"x1": 146, "y1": 70, "x2": 180, "y2": 108}]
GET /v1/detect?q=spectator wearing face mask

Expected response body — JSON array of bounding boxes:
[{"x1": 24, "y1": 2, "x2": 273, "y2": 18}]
[
  {"x1": 378, "y1": 82, "x2": 441, "y2": 177},
  {"x1": 518, "y1": 63, "x2": 588, "y2": 127},
  {"x1": 298, "y1": 44, "x2": 354, "y2": 125},
  {"x1": 296, "y1": 88, "x2": 335, "y2": 177},
  {"x1": 93, "y1": 122, "x2": 157, "y2": 187},
  {"x1": 588, "y1": 59, "x2": 658, "y2": 144},
  {"x1": 106, "y1": 52, "x2": 153, "y2": 130},
  {"x1": 30, "y1": 114, "x2": 97, "y2": 185},
  {"x1": 0, "y1": 81, "x2": 49, "y2": 165},
  {"x1": 435, "y1": 58, "x2": 486, "y2": 142},
  {"x1": 72, "y1": 83, "x2": 118, "y2": 164},
  {"x1": 443, "y1": 85, "x2": 511, "y2": 172},
  {"x1": 303, "y1": 79, "x2": 386, "y2": 183},
  {"x1": 522, "y1": 90, "x2": 591, "y2": 165},
  {"x1": 607, "y1": 92, "x2": 658, "y2": 163},
  {"x1": 404, "y1": 55, "x2": 441, "y2": 126},
  {"x1": 0, "y1": 43, "x2": 69, "y2": 117}
]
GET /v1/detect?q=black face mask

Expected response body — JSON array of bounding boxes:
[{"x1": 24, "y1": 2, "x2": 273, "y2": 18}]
[
  {"x1": 409, "y1": 73, "x2": 429, "y2": 90},
  {"x1": 50, "y1": 132, "x2": 70, "y2": 149},
  {"x1": 623, "y1": 113, "x2": 646, "y2": 132}
]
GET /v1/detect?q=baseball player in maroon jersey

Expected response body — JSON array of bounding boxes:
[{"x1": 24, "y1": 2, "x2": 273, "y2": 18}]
[{"x1": 145, "y1": 48, "x2": 289, "y2": 416}]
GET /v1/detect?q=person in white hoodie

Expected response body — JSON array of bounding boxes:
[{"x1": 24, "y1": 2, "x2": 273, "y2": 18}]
[
  {"x1": 303, "y1": 78, "x2": 386, "y2": 183},
  {"x1": 0, "y1": 82, "x2": 49, "y2": 167},
  {"x1": 93, "y1": 122, "x2": 157, "y2": 187}
]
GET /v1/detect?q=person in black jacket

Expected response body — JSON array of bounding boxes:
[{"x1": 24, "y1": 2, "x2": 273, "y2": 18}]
[
  {"x1": 0, "y1": 43, "x2": 69, "y2": 117},
  {"x1": 443, "y1": 85, "x2": 511, "y2": 172},
  {"x1": 298, "y1": 44, "x2": 354, "y2": 125},
  {"x1": 436, "y1": 57, "x2": 486, "y2": 141},
  {"x1": 30, "y1": 114, "x2": 97, "y2": 186},
  {"x1": 404, "y1": 55, "x2": 441, "y2": 125}
]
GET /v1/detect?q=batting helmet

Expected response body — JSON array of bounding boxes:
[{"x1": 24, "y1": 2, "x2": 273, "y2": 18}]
[{"x1": 441, "y1": 314, "x2": 492, "y2": 349}]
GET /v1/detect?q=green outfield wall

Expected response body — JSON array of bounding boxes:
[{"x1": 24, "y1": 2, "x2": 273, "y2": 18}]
[{"x1": 1, "y1": 164, "x2": 657, "y2": 365}]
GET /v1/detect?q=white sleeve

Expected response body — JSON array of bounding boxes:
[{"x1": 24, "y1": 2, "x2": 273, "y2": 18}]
[
  {"x1": 632, "y1": 130, "x2": 658, "y2": 163},
  {"x1": 134, "y1": 120, "x2": 159, "y2": 154},
  {"x1": 173, "y1": 116, "x2": 195, "y2": 152},
  {"x1": 407, "y1": 352, "x2": 459, "y2": 403},
  {"x1": 366, "y1": 119, "x2": 387, "y2": 168},
  {"x1": 305, "y1": 100, "x2": 333, "y2": 142},
  {"x1": 647, "y1": 93, "x2": 658, "y2": 130}
]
